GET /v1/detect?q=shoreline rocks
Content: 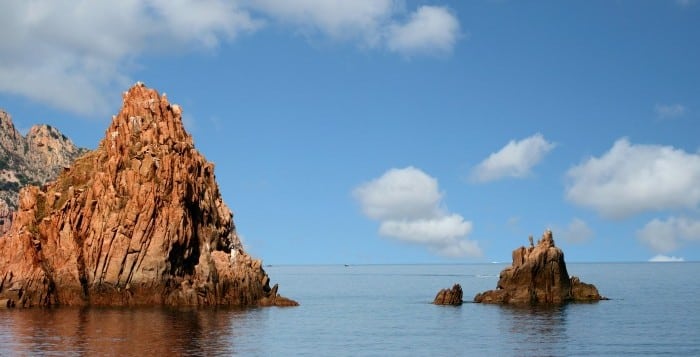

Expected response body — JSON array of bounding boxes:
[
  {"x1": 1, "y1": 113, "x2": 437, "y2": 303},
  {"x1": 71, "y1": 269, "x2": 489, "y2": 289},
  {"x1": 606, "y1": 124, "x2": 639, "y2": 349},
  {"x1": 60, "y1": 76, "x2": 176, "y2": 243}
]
[
  {"x1": 433, "y1": 284, "x2": 463, "y2": 305},
  {"x1": 0, "y1": 83, "x2": 297, "y2": 308},
  {"x1": 474, "y1": 230, "x2": 604, "y2": 305}
]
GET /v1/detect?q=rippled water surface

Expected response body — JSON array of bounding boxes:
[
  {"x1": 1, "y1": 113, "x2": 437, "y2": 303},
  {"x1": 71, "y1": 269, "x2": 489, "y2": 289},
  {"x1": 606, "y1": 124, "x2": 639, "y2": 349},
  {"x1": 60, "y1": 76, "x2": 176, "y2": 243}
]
[{"x1": 2, "y1": 263, "x2": 699, "y2": 356}]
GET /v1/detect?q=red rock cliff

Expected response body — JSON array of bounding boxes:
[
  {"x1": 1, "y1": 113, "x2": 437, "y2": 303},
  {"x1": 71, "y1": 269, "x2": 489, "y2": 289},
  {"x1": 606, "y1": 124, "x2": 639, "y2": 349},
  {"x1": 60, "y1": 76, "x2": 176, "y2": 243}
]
[{"x1": 0, "y1": 83, "x2": 296, "y2": 307}]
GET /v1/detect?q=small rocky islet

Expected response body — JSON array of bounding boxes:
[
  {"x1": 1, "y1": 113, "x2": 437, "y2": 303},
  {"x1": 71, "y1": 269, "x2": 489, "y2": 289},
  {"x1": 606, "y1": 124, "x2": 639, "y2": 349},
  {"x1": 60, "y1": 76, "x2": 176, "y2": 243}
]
[
  {"x1": 474, "y1": 230, "x2": 604, "y2": 304},
  {"x1": 435, "y1": 229, "x2": 605, "y2": 306},
  {"x1": 433, "y1": 283, "x2": 463, "y2": 306},
  {"x1": 0, "y1": 83, "x2": 296, "y2": 308}
]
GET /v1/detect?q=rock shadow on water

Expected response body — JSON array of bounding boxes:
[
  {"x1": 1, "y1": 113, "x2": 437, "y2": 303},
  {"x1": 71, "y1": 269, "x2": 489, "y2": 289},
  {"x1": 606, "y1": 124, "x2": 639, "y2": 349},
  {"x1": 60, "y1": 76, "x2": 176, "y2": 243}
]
[{"x1": 496, "y1": 303, "x2": 572, "y2": 356}]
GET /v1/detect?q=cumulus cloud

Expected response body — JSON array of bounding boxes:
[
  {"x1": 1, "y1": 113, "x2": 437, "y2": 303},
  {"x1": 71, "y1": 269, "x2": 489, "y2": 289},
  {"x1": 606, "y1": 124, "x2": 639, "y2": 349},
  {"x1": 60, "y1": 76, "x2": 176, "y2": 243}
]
[
  {"x1": 649, "y1": 255, "x2": 685, "y2": 262},
  {"x1": 637, "y1": 216, "x2": 700, "y2": 253},
  {"x1": 0, "y1": 1, "x2": 462, "y2": 116},
  {"x1": 0, "y1": 0, "x2": 260, "y2": 115},
  {"x1": 353, "y1": 166, "x2": 442, "y2": 220},
  {"x1": 386, "y1": 6, "x2": 460, "y2": 56},
  {"x1": 566, "y1": 139, "x2": 700, "y2": 219},
  {"x1": 655, "y1": 104, "x2": 687, "y2": 119},
  {"x1": 354, "y1": 167, "x2": 481, "y2": 258},
  {"x1": 471, "y1": 133, "x2": 555, "y2": 182},
  {"x1": 557, "y1": 218, "x2": 593, "y2": 244}
]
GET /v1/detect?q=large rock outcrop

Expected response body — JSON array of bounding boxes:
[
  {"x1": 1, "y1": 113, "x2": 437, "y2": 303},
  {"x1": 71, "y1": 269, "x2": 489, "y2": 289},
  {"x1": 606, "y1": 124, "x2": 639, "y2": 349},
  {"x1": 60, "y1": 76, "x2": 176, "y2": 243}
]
[
  {"x1": 474, "y1": 230, "x2": 603, "y2": 305},
  {"x1": 1, "y1": 109, "x2": 88, "y2": 234},
  {"x1": 0, "y1": 83, "x2": 297, "y2": 307},
  {"x1": 433, "y1": 284, "x2": 463, "y2": 306}
]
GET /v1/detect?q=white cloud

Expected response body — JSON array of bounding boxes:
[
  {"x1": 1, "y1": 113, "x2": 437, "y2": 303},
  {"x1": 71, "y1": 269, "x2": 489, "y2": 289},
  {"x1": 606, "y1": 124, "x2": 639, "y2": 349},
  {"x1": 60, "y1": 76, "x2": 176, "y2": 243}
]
[
  {"x1": 471, "y1": 133, "x2": 555, "y2": 182},
  {"x1": 386, "y1": 6, "x2": 460, "y2": 56},
  {"x1": 353, "y1": 166, "x2": 442, "y2": 220},
  {"x1": 566, "y1": 139, "x2": 700, "y2": 219},
  {"x1": 655, "y1": 104, "x2": 687, "y2": 119},
  {"x1": 0, "y1": 0, "x2": 459, "y2": 115},
  {"x1": 637, "y1": 216, "x2": 700, "y2": 253},
  {"x1": 247, "y1": 0, "x2": 395, "y2": 46},
  {"x1": 1, "y1": 1, "x2": 462, "y2": 115},
  {"x1": 379, "y1": 215, "x2": 471, "y2": 242},
  {"x1": 0, "y1": 0, "x2": 259, "y2": 116},
  {"x1": 354, "y1": 167, "x2": 482, "y2": 258},
  {"x1": 557, "y1": 218, "x2": 593, "y2": 244},
  {"x1": 649, "y1": 255, "x2": 685, "y2": 262},
  {"x1": 249, "y1": 1, "x2": 461, "y2": 55}
]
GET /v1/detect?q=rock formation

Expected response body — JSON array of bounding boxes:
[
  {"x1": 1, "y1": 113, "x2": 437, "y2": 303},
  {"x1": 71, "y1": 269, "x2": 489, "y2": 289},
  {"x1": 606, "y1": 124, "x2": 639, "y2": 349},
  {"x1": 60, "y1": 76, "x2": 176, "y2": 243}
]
[
  {"x1": 1, "y1": 109, "x2": 88, "y2": 234},
  {"x1": 474, "y1": 230, "x2": 604, "y2": 305},
  {"x1": 0, "y1": 83, "x2": 297, "y2": 308},
  {"x1": 433, "y1": 284, "x2": 463, "y2": 306}
]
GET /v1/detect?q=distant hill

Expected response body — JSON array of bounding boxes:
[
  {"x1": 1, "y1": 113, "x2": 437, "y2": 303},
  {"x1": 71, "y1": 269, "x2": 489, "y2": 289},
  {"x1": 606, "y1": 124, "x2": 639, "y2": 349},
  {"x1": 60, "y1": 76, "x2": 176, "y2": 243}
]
[{"x1": 0, "y1": 109, "x2": 88, "y2": 233}]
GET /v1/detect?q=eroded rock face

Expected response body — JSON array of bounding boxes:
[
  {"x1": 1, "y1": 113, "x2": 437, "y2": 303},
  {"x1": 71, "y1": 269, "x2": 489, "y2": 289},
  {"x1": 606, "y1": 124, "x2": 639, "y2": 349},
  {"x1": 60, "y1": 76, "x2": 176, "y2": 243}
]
[
  {"x1": 474, "y1": 230, "x2": 603, "y2": 305},
  {"x1": 0, "y1": 83, "x2": 297, "y2": 308},
  {"x1": 433, "y1": 284, "x2": 463, "y2": 306}
]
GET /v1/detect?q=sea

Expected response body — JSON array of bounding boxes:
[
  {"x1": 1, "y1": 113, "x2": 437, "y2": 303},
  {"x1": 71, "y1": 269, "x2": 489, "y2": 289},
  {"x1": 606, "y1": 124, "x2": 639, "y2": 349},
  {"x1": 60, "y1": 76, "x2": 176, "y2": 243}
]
[{"x1": 1, "y1": 262, "x2": 699, "y2": 356}]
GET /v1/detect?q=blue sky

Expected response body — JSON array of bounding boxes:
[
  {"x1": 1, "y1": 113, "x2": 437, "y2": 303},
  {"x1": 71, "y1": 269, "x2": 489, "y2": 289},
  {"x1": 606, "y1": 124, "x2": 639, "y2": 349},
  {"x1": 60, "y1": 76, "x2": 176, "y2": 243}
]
[{"x1": 1, "y1": 1, "x2": 699, "y2": 264}]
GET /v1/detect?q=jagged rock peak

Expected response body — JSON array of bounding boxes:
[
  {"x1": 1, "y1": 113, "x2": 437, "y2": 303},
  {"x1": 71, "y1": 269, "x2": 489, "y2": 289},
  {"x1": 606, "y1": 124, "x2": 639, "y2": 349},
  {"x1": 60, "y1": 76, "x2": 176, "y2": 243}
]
[
  {"x1": 103, "y1": 82, "x2": 191, "y2": 157},
  {"x1": 0, "y1": 110, "x2": 24, "y2": 156}
]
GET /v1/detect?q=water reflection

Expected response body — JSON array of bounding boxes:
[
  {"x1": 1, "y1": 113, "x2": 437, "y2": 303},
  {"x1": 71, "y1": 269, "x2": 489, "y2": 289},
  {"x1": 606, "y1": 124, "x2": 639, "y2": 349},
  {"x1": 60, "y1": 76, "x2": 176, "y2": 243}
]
[
  {"x1": 498, "y1": 304, "x2": 570, "y2": 356},
  {"x1": 0, "y1": 307, "x2": 264, "y2": 356}
]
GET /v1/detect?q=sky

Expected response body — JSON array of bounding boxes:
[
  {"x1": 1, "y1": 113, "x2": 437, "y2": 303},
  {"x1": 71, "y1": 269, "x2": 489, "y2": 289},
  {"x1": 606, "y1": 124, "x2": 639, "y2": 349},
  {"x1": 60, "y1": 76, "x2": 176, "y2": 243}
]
[{"x1": 1, "y1": 0, "x2": 699, "y2": 264}]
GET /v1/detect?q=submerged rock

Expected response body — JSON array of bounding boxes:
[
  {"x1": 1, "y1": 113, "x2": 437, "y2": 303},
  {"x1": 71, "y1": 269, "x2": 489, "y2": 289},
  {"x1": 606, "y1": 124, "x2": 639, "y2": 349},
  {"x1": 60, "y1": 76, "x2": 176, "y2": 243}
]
[
  {"x1": 0, "y1": 83, "x2": 297, "y2": 308},
  {"x1": 474, "y1": 230, "x2": 604, "y2": 305},
  {"x1": 433, "y1": 284, "x2": 463, "y2": 305}
]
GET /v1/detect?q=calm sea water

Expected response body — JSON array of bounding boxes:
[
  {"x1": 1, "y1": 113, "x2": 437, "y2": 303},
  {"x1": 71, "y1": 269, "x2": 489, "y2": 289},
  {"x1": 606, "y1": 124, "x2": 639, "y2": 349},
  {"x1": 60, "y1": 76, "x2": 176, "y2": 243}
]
[{"x1": 1, "y1": 263, "x2": 699, "y2": 356}]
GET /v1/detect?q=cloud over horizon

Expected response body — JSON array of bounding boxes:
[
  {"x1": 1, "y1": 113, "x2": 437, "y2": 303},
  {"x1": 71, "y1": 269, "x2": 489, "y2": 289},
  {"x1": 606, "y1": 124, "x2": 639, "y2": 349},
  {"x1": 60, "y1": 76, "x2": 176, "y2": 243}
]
[
  {"x1": 471, "y1": 133, "x2": 555, "y2": 182},
  {"x1": 649, "y1": 254, "x2": 685, "y2": 262},
  {"x1": 566, "y1": 138, "x2": 700, "y2": 219},
  {"x1": 354, "y1": 166, "x2": 481, "y2": 258},
  {"x1": 0, "y1": 0, "x2": 461, "y2": 116},
  {"x1": 637, "y1": 216, "x2": 700, "y2": 254}
]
